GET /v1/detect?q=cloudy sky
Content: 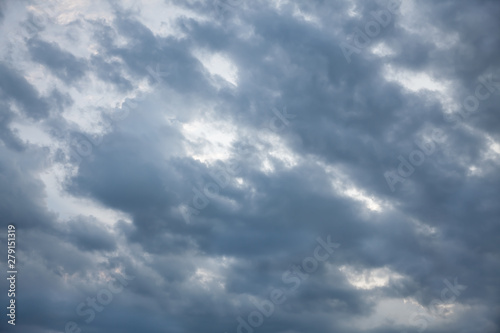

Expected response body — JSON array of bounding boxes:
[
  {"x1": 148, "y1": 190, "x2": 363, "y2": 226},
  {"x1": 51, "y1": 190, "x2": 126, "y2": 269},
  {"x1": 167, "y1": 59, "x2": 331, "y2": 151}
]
[{"x1": 1, "y1": 0, "x2": 499, "y2": 332}]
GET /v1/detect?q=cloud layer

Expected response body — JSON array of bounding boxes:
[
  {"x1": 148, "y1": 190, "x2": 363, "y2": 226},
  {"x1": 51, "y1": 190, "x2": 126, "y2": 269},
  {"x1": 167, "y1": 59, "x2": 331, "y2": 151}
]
[{"x1": 0, "y1": 0, "x2": 499, "y2": 332}]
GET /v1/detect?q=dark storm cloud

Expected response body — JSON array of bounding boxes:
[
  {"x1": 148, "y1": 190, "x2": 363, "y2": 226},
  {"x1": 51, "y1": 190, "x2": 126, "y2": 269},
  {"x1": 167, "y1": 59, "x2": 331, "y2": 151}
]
[
  {"x1": 63, "y1": 215, "x2": 118, "y2": 252},
  {"x1": 102, "y1": 17, "x2": 214, "y2": 97},
  {"x1": 0, "y1": 61, "x2": 71, "y2": 149},
  {"x1": 1, "y1": 0, "x2": 500, "y2": 333},
  {"x1": 60, "y1": 0, "x2": 500, "y2": 331},
  {"x1": 0, "y1": 63, "x2": 50, "y2": 119},
  {"x1": 64, "y1": 96, "x2": 203, "y2": 251},
  {"x1": 0, "y1": 146, "x2": 54, "y2": 231},
  {"x1": 27, "y1": 37, "x2": 88, "y2": 83},
  {"x1": 0, "y1": 142, "x2": 133, "y2": 333}
]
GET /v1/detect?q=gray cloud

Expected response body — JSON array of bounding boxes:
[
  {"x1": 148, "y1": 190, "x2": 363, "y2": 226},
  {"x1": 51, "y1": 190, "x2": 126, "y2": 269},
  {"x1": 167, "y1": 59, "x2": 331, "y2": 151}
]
[
  {"x1": 0, "y1": 0, "x2": 499, "y2": 332},
  {"x1": 27, "y1": 38, "x2": 88, "y2": 83},
  {"x1": 0, "y1": 63, "x2": 50, "y2": 119}
]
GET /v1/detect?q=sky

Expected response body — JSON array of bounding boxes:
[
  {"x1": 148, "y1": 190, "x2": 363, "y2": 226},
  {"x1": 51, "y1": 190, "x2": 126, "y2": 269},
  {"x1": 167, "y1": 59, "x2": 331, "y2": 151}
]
[{"x1": 0, "y1": 0, "x2": 499, "y2": 332}]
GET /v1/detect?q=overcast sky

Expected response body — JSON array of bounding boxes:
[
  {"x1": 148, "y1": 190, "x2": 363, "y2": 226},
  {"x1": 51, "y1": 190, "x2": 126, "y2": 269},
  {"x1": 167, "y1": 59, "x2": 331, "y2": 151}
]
[{"x1": 0, "y1": 0, "x2": 499, "y2": 332}]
